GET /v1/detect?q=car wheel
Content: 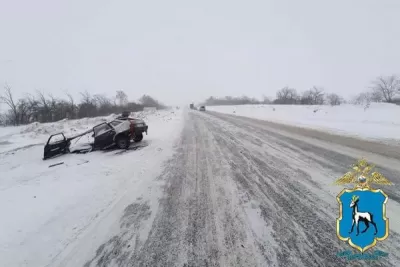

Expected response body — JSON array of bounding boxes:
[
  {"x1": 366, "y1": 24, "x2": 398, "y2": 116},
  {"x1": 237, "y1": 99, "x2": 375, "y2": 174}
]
[
  {"x1": 134, "y1": 133, "x2": 143, "y2": 142},
  {"x1": 116, "y1": 135, "x2": 130, "y2": 149}
]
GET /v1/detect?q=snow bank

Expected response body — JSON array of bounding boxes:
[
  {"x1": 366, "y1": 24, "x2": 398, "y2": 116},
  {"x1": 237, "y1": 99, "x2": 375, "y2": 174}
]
[
  {"x1": 0, "y1": 108, "x2": 184, "y2": 267},
  {"x1": 207, "y1": 103, "x2": 400, "y2": 143}
]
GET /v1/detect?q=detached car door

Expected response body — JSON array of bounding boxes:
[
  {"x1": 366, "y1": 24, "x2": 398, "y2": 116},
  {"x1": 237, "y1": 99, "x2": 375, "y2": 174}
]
[{"x1": 93, "y1": 123, "x2": 116, "y2": 149}]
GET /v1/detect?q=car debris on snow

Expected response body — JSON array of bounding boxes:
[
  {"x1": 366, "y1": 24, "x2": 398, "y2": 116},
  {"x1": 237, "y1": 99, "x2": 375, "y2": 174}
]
[
  {"x1": 48, "y1": 162, "x2": 64, "y2": 168},
  {"x1": 43, "y1": 112, "x2": 149, "y2": 160}
]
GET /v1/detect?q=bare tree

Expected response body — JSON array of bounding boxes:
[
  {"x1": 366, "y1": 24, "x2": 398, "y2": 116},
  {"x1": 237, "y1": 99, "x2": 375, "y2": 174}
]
[
  {"x1": 16, "y1": 98, "x2": 30, "y2": 124},
  {"x1": 93, "y1": 94, "x2": 110, "y2": 106},
  {"x1": 116, "y1": 90, "x2": 128, "y2": 106},
  {"x1": 309, "y1": 86, "x2": 325, "y2": 105},
  {"x1": 36, "y1": 90, "x2": 48, "y2": 107},
  {"x1": 0, "y1": 87, "x2": 160, "y2": 125},
  {"x1": 299, "y1": 87, "x2": 325, "y2": 105},
  {"x1": 370, "y1": 90, "x2": 383, "y2": 102},
  {"x1": 0, "y1": 84, "x2": 19, "y2": 125},
  {"x1": 352, "y1": 92, "x2": 371, "y2": 105},
  {"x1": 66, "y1": 93, "x2": 74, "y2": 107},
  {"x1": 371, "y1": 75, "x2": 400, "y2": 103},
  {"x1": 275, "y1": 87, "x2": 298, "y2": 104},
  {"x1": 93, "y1": 94, "x2": 115, "y2": 115},
  {"x1": 326, "y1": 93, "x2": 343, "y2": 106},
  {"x1": 0, "y1": 112, "x2": 6, "y2": 125},
  {"x1": 65, "y1": 93, "x2": 76, "y2": 119},
  {"x1": 140, "y1": 95, "x2": 160, "y2": 108},
  {"x1": 262, "y1": 95, "x2": 271, "y2": 104},
  {"x1": 26, "y1": 94, "x2": 40, "y2": 122},
  {"x1": 203, "y1": 95, "x2": 261, "y2": 106},
  {"x1": 78, "y1": 91, "x2": 97, "y2": 118},
  {"x1": 48, "y1": 94, "x2": 58, "y2": 119},
  {"x1": 36, "y1": 90, "x2": 52, "y2": 122},
  {"x1": 80, "y1": 91, "x2": 93, "y2": 105},
  {"x1": 300, "y1": 90, "x2": 313, "y2": 105}
]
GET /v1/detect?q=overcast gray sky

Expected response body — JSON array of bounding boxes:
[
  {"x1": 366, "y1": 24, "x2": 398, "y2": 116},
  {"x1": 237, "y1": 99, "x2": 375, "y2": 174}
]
[{"x1": 0, "y1": 0, "x2": 399, "y2": 106}]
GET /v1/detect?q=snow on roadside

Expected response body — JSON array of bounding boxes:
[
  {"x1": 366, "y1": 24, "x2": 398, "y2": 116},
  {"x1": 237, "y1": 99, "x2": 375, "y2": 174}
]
[
  {"x1": 0, "y1": 110, "x2": 175, "y2": 154},
  {"x1": 0, "y1": 115, "x2": 114, "y2": 154},
  {"x1": 0, "y1": 108, "x2": 184, "y2": 267},
  {"x1": 207, "y1": 103, "x2": 400, "y2": 143}
]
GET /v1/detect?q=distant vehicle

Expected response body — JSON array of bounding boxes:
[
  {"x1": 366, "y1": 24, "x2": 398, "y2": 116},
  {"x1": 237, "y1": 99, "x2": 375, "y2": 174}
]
[
  {"x1": 199, "y1": 106, "x2": 206, "y2": 111},
  {"x1": 190, "y1": 103, "x2": 194, "y2": 109}
]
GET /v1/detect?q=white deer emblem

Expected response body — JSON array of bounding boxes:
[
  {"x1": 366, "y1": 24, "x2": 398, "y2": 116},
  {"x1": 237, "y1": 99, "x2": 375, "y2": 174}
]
[{"x1": 349, "y1": 195, "x2": 377, "y2": 236}]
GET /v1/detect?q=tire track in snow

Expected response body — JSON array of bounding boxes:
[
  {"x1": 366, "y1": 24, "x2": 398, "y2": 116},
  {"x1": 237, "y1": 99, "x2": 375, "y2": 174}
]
[
  {"x1": 205, "y1": 111, "x2": 400, "y2": 266},
  {"x1": 86, "y1": 110, "x2": 400, "y2": 266},
  {"x1": 200, "y1": 116, "x2": 345, "y2": 266},
  {"x1": 132, "y1": 112, "x2": 262, "y2": 267}
]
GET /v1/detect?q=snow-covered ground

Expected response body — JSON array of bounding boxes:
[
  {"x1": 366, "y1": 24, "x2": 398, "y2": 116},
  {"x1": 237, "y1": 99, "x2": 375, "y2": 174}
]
[
  {"x1": 207, "y1": 103, "x2": 400, "y2": 143},
  {"x1": 0, "y1": 110, "x2": 172, "y2": 154},
  {"x1": 0, "y1": 108, "x2": 184, "y2": 267}
]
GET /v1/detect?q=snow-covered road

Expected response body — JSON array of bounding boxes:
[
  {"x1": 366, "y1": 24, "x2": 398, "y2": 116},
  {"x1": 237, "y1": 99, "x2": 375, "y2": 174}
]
[
  {"x1": 2, "y1": 109, "x2": 400, "y2": 266},
  {"x1": 83, "y1": 110, "x2": 400, "y2": 267}
]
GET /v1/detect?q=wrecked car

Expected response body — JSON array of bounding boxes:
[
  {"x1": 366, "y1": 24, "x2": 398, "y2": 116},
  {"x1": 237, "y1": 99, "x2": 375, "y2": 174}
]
[{"x1": 43, "y1": 116, "x2": 148, "y2": 160}]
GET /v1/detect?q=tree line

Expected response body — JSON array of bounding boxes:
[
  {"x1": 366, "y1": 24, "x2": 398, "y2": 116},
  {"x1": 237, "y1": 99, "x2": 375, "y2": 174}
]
[
  {"x1": 202, "y1": 95, "x2": 270, "y2": 106},
  {"x1": 0, "y1": 85, "x2": 165, "y2": 126},
  {"x1": 272, "y1": 86, "x2": 341, "y2": 105},
  {"x1": 203, "y1": 75, "x2": 400, "y2": 107}
]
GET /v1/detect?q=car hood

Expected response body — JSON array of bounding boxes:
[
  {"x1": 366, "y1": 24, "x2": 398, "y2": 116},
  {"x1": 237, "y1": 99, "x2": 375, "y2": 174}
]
[{"x1": 113, "y1": 120, "x2": 131, "y2": 134}]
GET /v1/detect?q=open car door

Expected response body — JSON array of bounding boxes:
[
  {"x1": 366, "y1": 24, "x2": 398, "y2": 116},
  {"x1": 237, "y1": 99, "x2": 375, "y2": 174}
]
[
  {"x1": 93, "y1": 123, "x2": 116, "y2": 150},
  {"x1": 43, "y1": 133, "x2": 70, "y2": 160}
]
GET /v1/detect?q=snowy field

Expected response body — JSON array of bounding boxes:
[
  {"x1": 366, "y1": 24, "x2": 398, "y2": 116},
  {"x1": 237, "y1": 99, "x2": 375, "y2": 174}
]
[
  {"x1": 207, "y1": 103, "x2": 400, "y2": 143},
  {"x1": 0, "y1": 108, "x2": 184, "y2": 267}
]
